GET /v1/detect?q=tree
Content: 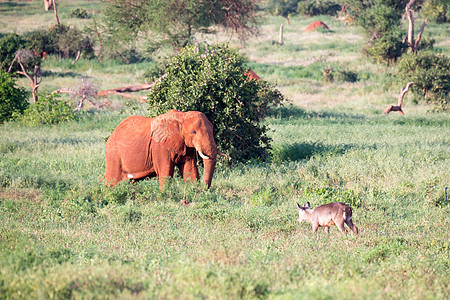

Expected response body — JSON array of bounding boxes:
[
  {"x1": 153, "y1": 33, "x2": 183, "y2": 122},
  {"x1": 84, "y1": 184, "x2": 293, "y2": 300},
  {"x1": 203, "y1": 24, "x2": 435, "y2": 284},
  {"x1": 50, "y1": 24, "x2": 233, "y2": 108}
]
[
  {"x1": 100, "y1": 0, "x2": 259, "y2": 52},
  {"x1": 345, "y1": 0, "x2": 440, "y2": 62},
  {"x1": 405, "y1": 0, "x2": 428, "y2": 53},
  {"x1": 43, "y1": 0, "x2": 60, "y2": 25},
  {"x1": 147, "y1": 44, "x2": 284, "y2": 163},
  {"x1": 8, "y1": 50, "x2": 42, "y2": 103},
  {"x1": 344, "y1": 0, "x2": 408, "y2": 63}
]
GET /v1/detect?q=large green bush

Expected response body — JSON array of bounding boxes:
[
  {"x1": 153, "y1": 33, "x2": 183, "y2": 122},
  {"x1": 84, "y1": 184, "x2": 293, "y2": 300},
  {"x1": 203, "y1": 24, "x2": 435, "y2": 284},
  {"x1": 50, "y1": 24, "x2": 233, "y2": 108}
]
[
  {"x1": 21, "y1": 93, "x2": 75, "y2": 126},
  {"x1": 0, "y1": 70, "x2": 29, "y2": 123},
  {"x1": 147, "y1": 44, "x2": 284, "y2": 163},
  {"x1": 397, "y1": 51, "x2": 449, "y2": 109}
]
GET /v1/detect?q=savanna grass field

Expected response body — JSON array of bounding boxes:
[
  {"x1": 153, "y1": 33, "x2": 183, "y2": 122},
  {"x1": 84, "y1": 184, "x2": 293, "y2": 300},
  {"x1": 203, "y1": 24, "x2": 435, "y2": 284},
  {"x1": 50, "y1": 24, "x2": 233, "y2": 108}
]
[{"x1": 0, "y1": 0, "x2": 449, "y2": 299}]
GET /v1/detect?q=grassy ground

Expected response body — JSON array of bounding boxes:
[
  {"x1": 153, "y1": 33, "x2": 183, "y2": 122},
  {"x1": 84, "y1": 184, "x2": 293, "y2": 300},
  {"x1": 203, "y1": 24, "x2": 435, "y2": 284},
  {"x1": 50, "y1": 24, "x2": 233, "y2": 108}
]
[{"x1": 1, "y1": 1, "x2": 449, "y2": 299}]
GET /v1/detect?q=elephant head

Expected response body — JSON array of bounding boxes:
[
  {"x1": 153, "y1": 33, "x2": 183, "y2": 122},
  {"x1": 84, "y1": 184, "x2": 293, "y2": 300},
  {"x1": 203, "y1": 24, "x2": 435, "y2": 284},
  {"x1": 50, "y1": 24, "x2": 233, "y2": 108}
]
[{"x1": 150, "y1": 110, "x2": 218, "y2": 187}]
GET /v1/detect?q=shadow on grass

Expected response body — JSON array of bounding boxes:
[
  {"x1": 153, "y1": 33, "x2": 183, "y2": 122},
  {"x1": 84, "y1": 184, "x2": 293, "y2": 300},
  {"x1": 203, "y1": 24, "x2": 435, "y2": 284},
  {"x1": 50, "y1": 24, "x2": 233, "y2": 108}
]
[
  {"x1": 271, "y1": 141, "x2": 357, "y2": 162},
  {"x1": 42, "y1": 70, "x2": 83, "y2": 78},
  {"x1": 268, "y1": 105, "x2": 366, "y2": 121},
  {"x1": 0, "y1": 2, "x2": 27, "y2": 11}
]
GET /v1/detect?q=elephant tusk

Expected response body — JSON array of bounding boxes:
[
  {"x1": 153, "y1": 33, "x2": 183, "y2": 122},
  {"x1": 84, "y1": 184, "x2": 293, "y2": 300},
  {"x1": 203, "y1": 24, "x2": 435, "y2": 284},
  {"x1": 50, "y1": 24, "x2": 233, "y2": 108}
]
[{"x1": 198, "y1": 151, "x2": 210, "y2": 160}]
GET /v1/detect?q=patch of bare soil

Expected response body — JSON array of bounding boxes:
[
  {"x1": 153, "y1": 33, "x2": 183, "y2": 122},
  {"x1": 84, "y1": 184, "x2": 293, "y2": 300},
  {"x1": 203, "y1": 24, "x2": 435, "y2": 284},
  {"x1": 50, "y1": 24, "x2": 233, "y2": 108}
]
[{"x1": 0, "y1": 187, "x2": 43, "y2": 203}]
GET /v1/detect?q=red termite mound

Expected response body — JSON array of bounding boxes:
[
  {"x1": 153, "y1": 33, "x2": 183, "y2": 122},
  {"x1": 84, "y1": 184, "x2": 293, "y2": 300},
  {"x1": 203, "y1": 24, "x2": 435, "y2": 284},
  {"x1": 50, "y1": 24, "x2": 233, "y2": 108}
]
[
  {"x1": 304, "y1": 21, "x2": 329, "y2": 32},
  {"x1": 245, "y1": 69, "x2": 261, "y2": 81}
]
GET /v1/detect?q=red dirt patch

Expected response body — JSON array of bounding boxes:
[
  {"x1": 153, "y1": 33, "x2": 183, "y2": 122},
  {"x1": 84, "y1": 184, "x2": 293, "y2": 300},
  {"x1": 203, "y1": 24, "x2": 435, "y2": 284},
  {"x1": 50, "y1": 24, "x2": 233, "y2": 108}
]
[{"x1": 304, "y1": 21, "x2": 330, "y2": 32}]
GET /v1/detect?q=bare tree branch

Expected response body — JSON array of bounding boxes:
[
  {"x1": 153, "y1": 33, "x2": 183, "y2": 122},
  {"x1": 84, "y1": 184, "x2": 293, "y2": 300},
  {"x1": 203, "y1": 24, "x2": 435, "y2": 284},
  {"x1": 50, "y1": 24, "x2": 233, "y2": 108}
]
[
  {"x1": 383, "y1": 82, "x2": 414, "y2": 115},
  {"x1": 413, "y1": 19, "x2": 428, "y2": 52}
]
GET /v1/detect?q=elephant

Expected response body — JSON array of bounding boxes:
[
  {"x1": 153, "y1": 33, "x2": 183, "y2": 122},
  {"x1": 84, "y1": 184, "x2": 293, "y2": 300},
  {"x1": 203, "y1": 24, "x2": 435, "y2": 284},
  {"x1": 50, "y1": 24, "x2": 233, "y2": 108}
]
[{"x1": 103, "y1": 109, "x2": 218, "y2": 188}]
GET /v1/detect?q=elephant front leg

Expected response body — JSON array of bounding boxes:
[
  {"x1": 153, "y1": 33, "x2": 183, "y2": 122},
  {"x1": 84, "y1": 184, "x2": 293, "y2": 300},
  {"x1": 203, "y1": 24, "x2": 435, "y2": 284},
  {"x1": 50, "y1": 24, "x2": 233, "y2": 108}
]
[
  {"x1": 152, "y1": 143, "x2": 176, "y2": 187},
  {"x1": 178, "y1": 156, "x2": 200, "y2": 183}
]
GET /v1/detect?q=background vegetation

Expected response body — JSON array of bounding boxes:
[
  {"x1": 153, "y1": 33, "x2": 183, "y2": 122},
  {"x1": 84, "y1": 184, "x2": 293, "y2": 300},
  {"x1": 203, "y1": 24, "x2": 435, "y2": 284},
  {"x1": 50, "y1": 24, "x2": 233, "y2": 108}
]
[{"x1": 0, "y1": 0, "x2": 449, "y2": 299}]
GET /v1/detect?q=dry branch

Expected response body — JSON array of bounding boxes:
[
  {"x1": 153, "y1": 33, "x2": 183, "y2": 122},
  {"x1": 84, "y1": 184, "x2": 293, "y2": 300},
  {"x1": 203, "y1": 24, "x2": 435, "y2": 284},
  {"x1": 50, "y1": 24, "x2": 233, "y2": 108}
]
[
  {"x1": 51, "y1": 74, "x2": 167, "y2": 109},
  {"x1": 383, "y1": 82, "x2": 414, "y2": 115},
  {"x1": 96, "y1": 74, "x2": 167, "y2": 101},
  {"x1": 8, "y1": 51, "x2": 42, "y2": 103}
]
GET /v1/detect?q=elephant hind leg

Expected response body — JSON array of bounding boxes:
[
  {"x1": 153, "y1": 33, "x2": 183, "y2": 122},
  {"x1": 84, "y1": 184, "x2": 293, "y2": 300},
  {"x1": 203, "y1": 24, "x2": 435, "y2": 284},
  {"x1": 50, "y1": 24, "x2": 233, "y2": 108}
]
[{"x1": 104, "y1": 150, "x2": 125, "y2": 186}]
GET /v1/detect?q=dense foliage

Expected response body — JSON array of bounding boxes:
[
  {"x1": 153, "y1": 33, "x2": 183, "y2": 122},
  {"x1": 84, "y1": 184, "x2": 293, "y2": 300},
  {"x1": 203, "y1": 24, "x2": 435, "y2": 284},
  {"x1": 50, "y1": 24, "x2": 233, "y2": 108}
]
[
  {"x1": 20, "y1": 93, "x2": 75, "y2": 126},
  {"x1": 69, "y1": 8, "x2": 90, "y2": 19},
  {"x1": 26, "y1": 24, "x2": 94, "y2": 59},
  {"x1": 147, "y1": 44, "x2": 284, "y2": 163},
  {"x1": 0, "y1": 70, "x2": 29, "y2": 123},
  {"x1": 266, "y1": 0, "x2": 341, "y2": 18},
  {"x1": 0, "y1": 34, "x2": 30, "y2": 72},
  {"x1": 421, "y1": 0, "x2": 449, "y2": 23},
  {"x1": 101, "y1": 0, "x2": 258, "y2": 52},
  {"x1": 344, "y1": 0, "x2": 408, "y2": 63},
  {"x1": 398, "y1": 51, "x2": 449, "y2": 109},
  {"x1": 0, "y1": 25, "x2": 94, "y2": 71},
  {"x1": 296, "y1": 0, "x2": 341, "y2": 16}
]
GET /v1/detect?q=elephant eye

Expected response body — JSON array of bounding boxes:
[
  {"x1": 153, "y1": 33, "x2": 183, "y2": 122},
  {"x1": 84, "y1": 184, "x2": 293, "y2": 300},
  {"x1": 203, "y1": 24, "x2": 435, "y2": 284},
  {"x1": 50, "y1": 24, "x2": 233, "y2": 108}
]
[{"x1": 191, "y1": 130, "x2": 197, "y2": 135}]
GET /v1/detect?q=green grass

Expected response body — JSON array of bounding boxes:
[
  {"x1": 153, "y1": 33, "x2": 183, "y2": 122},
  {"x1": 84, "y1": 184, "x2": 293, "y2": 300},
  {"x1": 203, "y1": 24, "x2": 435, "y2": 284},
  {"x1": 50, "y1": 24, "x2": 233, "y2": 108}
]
[
  {"x1": 1, "y1": 107, "x2": 448, "y2": 299},
  {"x1": 1, "y1": 1, "x2": 449, "y2": 299}
]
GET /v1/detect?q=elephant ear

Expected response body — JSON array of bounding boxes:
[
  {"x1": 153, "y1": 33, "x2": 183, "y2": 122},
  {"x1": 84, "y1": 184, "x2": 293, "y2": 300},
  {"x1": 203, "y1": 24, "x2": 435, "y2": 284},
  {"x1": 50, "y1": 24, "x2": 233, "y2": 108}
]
[{"x1": 151, "y1": 115, "x2": 186, "y2": 155}]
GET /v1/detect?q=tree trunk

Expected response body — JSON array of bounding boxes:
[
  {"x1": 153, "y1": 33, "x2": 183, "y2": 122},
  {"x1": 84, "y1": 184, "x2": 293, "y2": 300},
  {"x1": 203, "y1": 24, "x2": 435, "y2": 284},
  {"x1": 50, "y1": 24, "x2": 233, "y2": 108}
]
[
  {"x1": 44, "y1": 0, "x2": 52, "y2": 11},
  {"x1": 405, "y1": 0, "x2": 427, "y2": 53},
  {"x1": 52, "y1": 0, "x2": 60, "y2": 25}
]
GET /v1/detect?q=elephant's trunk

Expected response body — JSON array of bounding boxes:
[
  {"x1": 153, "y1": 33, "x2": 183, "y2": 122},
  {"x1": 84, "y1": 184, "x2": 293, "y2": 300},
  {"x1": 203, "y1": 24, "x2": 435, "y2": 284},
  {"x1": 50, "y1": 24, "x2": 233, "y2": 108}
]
[{"x1": 202, "y1": 155, "x2": 216, "y2": 188}]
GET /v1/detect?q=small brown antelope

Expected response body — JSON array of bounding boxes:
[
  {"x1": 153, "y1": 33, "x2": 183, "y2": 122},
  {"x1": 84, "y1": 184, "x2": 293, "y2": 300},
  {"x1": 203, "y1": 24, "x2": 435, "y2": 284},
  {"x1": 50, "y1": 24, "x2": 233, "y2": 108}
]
[{"x1": 296, "y1": 202, "x2": 358, "y2": 235}]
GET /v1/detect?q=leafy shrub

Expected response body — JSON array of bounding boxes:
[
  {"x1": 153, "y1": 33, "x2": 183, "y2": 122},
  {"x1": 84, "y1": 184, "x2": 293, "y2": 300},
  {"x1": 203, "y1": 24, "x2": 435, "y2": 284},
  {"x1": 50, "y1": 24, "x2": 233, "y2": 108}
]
[
  {"x1": 397, "y1": 51, "x2": 449, "y2": 109},
  {"x1": 266, "y1": 0, "x2": 340, "y2": 18},
  {"x1": 147, "y1": 44, "x2": 284, "y2": 163},
  {"x1": 142, "y1": 62, "x2": 164, "y2": 82},
  {"x1": 0, "y1": 34, "x2": 28, "y2": 72},
  {"x1": 363, "y1": 30, "x2": 406, "y2": 64},
  {"x1": 69, "y1": 8, "x2": 90, "y2": 19},
  {"x1": 345, "y1": 0, "x2": 408, "y2": 63},
  {"x1": 24, "y1": 29, "x2": 55, "y2": 55},
  {"x1": 266, "y1": 0, "x2": 300, "y2": 18},
  {"x1": 0, "y1": 70, "x2": 30, "y2": 123},
  {"x1": 21, "y1": 93, "x2": 75, "y2": 126},
  {"x1": 322, "y1": 67, "x2": 358, "y2": 83},
  {"x1": 421, "y1": 0, "x2": 448, "y2": 24},
  {"x1": 297, "y1": 0, "x2": 341, "y2": 16},
  {"x1": 49, "y1": 24, "x2": 94, "y2": 58},
  {"x1": 5, "y1": 25, "x2": 95, "y2": 62},
  {"x1": 334, "y1": 69, "x2": 358, "y2": 82},
  {"x1": 416, "y1": 37, "x2": 435, "y2": 51}
]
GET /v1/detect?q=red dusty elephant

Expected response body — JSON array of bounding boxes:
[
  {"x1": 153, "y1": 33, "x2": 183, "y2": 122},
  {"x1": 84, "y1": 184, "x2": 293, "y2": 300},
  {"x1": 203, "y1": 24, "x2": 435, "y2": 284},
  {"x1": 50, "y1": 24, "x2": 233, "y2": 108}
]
[{"x1": 103, "y1": 109, "x2": 218, "y2": 187}]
